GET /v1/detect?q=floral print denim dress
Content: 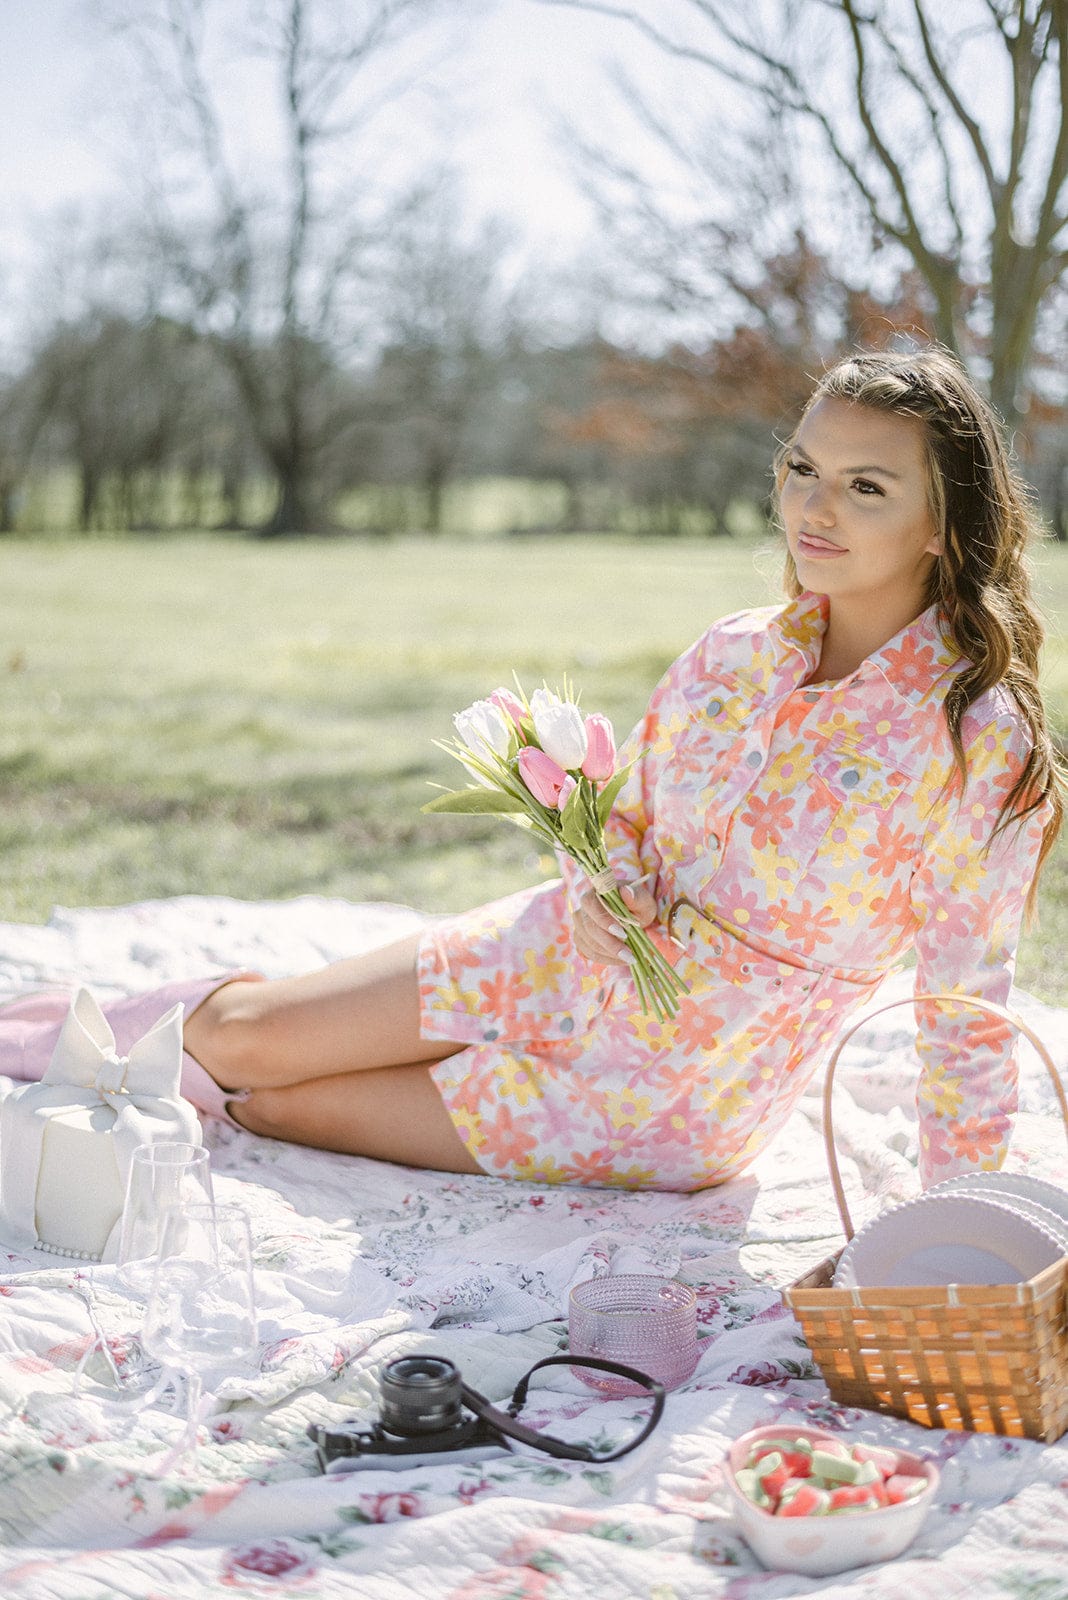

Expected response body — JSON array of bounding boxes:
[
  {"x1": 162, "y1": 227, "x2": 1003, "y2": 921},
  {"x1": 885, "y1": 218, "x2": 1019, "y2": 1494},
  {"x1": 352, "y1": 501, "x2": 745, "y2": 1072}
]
[{"x1": 418, "y1": 594, "x2": 1049, "y2": 1191}]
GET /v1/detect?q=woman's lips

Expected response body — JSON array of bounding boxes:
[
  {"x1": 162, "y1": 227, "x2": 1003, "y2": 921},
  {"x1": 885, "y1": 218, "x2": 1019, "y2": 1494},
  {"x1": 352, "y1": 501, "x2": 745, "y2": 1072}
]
[{"x1": 796, "y1": 531, "x2": 847, "y2": 559}]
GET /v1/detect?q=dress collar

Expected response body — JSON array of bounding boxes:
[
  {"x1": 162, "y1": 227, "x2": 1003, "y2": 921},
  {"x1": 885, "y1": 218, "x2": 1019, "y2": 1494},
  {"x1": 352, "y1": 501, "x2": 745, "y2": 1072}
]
[{"x1": 769, "y1": 591, "x2": 964, "y2": 703}]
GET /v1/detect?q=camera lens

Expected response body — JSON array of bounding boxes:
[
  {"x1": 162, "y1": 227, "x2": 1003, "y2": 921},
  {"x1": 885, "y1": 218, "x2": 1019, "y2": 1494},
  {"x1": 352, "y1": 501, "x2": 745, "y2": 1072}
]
[{"x1": 379, "y1": 1355, "x2": 464, "y2": 1436}]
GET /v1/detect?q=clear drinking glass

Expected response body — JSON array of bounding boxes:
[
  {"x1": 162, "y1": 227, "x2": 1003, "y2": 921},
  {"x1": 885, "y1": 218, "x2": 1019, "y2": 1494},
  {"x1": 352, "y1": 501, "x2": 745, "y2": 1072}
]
[
  {"x1": 117, "y1": 1142, "x2": 214, "y2": 1297},
  {"x1": 568, "y1": 1275, "x2": 699, "y2": 1396},
  {"x1": 140, "y1": 1202, "x2": 258, "y2": 1463}
]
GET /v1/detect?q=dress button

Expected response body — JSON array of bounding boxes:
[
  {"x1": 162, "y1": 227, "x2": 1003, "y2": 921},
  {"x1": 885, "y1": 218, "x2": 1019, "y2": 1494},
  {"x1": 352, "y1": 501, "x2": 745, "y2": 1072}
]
[
  {"x1": 773, "y1": 977, "x2": 782, "y2": 987},
  {"x1": 841, "y1": 768, "x2": 860, "y2": 788},
  {"x1": 710, "y1": 833, "x2": 720, "y2": 851},
  {"x1": 740, "y1": 963, "x2": 751, "y2": 975},
  {"x1": 746, "y1": 749, "x2": 762, "y2": 767},
  {"x1": 707, "y1": 698, "x2": 723, "y2": 716}
]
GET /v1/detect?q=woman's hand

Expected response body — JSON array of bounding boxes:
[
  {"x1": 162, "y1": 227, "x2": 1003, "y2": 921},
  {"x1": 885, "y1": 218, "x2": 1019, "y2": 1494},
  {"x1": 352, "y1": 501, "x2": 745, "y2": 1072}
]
[{"x1": 572, "y1": 876, "x2": 657, "y2": 965}]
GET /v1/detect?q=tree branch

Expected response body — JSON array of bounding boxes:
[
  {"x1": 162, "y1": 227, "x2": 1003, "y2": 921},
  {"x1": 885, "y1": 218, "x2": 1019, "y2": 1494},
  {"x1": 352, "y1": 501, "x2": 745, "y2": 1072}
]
[
  {"x1": 836, "y1": 0, "x2": 959, "y2": 344},
  {"x1": 911, "y1": 0, "x2": 1001, "y2": 209},
  {"x1": 861, "y1": 5, "x2": 966, "y2": 251},
  {"x1": 1033, "y1": 0, "x2": 1068, "y2": 253},
  {"x1": 530, "y1": 0, "x2": 768, "y2": 93}
]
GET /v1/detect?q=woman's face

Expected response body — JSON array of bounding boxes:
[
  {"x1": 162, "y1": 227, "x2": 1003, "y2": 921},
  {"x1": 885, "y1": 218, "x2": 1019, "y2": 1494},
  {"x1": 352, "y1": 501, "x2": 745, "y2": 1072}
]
[{"x1": 779, "y1": 397, "x2": 941, "y2": 625}]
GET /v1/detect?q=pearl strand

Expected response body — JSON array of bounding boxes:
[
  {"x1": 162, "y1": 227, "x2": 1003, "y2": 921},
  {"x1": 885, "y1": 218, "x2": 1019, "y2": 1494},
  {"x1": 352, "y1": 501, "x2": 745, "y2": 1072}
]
[{"x1": 36, "y1": 1239, "x2": 102, "y2": 1262}]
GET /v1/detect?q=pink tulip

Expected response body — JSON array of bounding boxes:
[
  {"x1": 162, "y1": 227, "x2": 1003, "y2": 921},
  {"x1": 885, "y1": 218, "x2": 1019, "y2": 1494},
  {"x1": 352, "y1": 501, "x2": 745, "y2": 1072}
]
[
  {"x1": 490, "y1": 687, "x2": 527, "y2": 728},
  {"x1": 557, "y1": 775, "x2": 578, "y2": 810},
  {"x1": 581, "y1": 713, "x2": 616, "y2": 781},
  {"x1": 518, "y1": 746, "x2": 571, "y2": 808}
]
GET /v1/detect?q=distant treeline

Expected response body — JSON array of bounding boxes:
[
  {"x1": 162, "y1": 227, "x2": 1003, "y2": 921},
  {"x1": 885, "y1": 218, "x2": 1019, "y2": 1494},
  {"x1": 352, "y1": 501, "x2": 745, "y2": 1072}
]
[{"x1": 2, "y1": 305, "x2": 1065, "y2": 542}]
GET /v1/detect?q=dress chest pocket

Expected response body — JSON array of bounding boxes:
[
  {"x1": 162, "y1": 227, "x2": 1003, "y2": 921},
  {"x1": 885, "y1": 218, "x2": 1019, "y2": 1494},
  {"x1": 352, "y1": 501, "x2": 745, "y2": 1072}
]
[
  {"x1": 652, "y1": 689, "x2": 750, "y2": 841},
  {"x1": 811, "y1": 748, "x2": 910, "y2": 812}
]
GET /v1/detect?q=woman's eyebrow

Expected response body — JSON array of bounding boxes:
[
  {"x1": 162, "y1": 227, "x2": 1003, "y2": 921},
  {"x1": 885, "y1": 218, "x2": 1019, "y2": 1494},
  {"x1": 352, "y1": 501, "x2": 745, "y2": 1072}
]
[{"x1": 791, "y1": 443, "x2": 903, "y2": 480}]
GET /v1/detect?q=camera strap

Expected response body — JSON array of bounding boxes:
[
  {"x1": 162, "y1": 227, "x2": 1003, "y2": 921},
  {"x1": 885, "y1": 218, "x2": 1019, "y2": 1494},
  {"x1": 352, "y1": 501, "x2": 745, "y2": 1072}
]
[{"x1": 459, "y1": 1354, "x2": 666, "y2": 1463}]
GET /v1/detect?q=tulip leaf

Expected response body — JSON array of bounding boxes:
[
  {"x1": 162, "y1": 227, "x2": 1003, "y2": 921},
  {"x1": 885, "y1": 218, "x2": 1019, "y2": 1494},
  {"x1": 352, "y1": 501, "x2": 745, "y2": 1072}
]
[
  {"x1": 559, "y1": 784, "x2": 591, "y2": 852},
  {"x1": 595, "y1": 760, "x2": 635, "y2": 826},
  {"x1": 422, "y1": 788, "x2": 529, "y2": 815}
]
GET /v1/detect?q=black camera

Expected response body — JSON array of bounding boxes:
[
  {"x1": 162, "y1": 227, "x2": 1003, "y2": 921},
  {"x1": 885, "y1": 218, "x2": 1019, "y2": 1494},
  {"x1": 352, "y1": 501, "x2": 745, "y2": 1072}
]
[{"x1": 307, "y1": 1352, "x2": 665, "y2": 1475}]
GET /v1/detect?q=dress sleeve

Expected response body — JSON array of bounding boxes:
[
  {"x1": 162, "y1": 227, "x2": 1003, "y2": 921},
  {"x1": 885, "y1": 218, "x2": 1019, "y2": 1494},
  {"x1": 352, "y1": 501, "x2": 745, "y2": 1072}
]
[{"x1": 910, "y1": 707, "x2": 1051, "y2": 1186}]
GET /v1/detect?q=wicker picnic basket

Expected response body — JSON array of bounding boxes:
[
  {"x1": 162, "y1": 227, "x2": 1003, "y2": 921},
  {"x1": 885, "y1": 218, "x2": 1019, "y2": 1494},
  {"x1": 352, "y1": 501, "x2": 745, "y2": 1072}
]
[{"x1": 784, "y1": 992, "x2": 1068, "y2": 1442}]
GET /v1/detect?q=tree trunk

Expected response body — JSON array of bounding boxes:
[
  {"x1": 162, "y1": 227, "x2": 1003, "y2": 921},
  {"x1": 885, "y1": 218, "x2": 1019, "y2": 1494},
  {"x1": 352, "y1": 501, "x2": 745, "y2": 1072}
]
[
  {"x1": 260, "y1": 465, "x2": 327, "y2": 536},
  {"x1": 0, "y1": 479, "x2": 16, "y2": 534},
  {"x1": 78, "y1": 464, "x2": 100, "y2": 533},
  {"x1": 424, "y1": 463, "x2": 447, "y2": 535}
]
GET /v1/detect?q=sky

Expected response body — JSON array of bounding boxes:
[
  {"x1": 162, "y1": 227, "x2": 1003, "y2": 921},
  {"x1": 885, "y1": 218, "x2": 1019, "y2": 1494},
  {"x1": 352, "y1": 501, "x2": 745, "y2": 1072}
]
[
  {"x1": 0, "y1": 0, "x2": 1038, "y2": 365},
  {"x1": 0, "y1": 0, "x2": 685, "y2": 270}
]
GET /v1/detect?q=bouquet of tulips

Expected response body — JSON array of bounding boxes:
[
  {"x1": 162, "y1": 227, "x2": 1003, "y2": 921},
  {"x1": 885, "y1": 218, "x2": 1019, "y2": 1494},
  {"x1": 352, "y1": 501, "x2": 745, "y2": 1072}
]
[{"x1": 423, "y1": 683, "x2": 688, "y2": 1021}]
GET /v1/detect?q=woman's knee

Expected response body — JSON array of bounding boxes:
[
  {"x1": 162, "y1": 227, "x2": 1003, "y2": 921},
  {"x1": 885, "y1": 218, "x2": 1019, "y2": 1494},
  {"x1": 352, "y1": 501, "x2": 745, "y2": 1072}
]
[
  {"x1": 185, "y1": 975, "x2": 274, "y2": 1089},
  {"x1": 227, "y1": 1085, "x2": 292, "y2": 1140}
]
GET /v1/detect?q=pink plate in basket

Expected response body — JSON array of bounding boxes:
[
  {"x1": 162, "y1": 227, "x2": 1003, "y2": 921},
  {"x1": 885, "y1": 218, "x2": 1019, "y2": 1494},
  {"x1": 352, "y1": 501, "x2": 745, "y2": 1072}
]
[
  {"x1": 724, "y1": 1424, "x2": 938, "y2": 1577},
  {"x1": 833, "y1": 1192, "x2": 1065, "y2": 1289}
]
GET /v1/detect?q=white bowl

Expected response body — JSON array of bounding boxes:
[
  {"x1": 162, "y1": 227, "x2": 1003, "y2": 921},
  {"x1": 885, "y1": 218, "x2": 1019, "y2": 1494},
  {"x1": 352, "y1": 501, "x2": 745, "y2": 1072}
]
[
  {"x1": 834, "y1": 1192, "x2": 1066, "y2": 1289},
  {"x1": 724, "y1": 1424, "x2": 938, "y2": 1577}
]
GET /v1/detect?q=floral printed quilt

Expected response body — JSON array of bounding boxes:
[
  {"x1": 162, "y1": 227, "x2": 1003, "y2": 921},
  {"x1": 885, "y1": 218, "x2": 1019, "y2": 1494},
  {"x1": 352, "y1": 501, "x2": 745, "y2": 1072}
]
[{"x1": 0, "y1": 896, "x2": 1065, "y2": 1600}]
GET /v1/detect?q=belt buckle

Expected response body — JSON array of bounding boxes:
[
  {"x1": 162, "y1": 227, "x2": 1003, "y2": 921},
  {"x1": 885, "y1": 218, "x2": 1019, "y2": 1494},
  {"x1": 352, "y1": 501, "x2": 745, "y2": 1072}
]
[{"x1": 666, "y1": 897, "x2": 702, "y2": 943}]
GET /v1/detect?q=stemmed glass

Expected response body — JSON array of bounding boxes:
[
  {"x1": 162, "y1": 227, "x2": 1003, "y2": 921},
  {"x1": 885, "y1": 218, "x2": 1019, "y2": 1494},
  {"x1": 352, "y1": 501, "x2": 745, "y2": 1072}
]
[
  {"x1": 117, "y1": 1143, "x2": 214, "y2": 1297},
  {"x1": 140, "y1": 1202, "x2": 259, "y2": 1467},
  {"x1": 72, "y1": 1143, "x2": 215, "y2": 1400}
]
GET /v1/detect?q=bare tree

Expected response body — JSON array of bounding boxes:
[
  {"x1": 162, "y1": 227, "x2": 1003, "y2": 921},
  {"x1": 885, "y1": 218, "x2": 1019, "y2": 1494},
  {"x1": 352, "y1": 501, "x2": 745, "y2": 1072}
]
[
  {"x1": 104, "y1": 0, "x2": 464, "y2": 533},
  {"x1": 535, "y1": 0, "x2": 1068, "y2": 427},
  {"x1": 364, "y1": 175, "x2": 522, "y2": 533}
]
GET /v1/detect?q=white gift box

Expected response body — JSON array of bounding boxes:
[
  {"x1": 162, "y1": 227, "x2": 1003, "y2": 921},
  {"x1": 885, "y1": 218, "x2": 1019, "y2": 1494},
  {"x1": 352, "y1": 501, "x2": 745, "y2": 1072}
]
[{"x1": 0, "y1": 987, "x2": 202, "y2": 1261}]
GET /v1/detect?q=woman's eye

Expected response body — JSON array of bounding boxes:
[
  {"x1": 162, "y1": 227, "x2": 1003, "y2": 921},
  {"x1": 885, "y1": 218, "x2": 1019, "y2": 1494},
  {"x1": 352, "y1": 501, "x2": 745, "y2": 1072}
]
[
  {"x1": 853, "y1": 478, "x2": 885, "y2": 497},
  {"x1": 786, "y1": 458, "x2": 813, "y2": 477}
]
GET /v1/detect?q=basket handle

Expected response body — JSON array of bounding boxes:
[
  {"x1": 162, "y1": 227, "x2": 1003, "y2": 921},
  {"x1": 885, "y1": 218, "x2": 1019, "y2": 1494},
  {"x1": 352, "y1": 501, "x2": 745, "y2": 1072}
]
[{"x1": 822, "y1": 991, "x2": 1068, "y2": 1241}]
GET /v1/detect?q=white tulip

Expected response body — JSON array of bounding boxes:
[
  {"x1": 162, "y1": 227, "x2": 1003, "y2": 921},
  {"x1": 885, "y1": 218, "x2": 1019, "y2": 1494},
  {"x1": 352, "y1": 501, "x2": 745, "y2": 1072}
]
[
  {"x1": 531, "y1": 695, "x2": 588, "y2": 770},
  {"x1": 530, "y1": 687, "x2": 561, "y2": 720},
  {"x1": 453, "y1": 698, "x2": 513, "y2": 764}
]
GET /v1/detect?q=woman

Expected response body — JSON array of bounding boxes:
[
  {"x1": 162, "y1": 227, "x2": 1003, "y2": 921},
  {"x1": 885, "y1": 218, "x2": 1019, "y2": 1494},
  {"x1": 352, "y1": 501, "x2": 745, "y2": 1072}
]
[{"x1": 3, "y1": 349, "x2": 1062, "y2": 1191}]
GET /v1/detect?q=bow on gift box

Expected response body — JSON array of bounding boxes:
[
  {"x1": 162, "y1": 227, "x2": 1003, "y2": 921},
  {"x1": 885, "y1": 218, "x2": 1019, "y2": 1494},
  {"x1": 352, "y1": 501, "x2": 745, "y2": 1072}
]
[{"x1": 0, "y1": 987, "x2": 203, "y2": 1260}]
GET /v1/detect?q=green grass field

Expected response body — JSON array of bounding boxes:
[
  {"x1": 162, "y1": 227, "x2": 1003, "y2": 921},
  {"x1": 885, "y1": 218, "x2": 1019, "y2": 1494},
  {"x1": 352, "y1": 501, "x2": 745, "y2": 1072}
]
[{"x1": 3, "y1": 532, "x2": 1068, "y2": 1002}]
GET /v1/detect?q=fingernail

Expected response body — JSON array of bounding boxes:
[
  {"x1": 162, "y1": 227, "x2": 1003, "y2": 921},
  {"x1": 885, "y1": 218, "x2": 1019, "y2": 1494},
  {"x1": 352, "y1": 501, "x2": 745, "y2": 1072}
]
[
  {"x1": 618, "y1": 948, "x2": 636, "y2": 964},
  {"x1": 607, "y1": 921, "x2": 626, "y2": 938},
  {"x1": 631, "y1": 872, "x2": 654, "y2": 885}
]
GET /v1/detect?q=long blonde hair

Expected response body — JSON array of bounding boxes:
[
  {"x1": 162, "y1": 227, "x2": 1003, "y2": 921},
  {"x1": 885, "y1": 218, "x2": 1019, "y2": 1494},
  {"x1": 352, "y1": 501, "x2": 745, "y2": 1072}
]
[{"x1": 779, "y1": 347, "x2": 1063, "y2": 903}]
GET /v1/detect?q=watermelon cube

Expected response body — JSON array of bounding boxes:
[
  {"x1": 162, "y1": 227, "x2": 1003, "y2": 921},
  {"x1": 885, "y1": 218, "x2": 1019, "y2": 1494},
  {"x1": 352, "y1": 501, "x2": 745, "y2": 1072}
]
[
  {"x1": 734, "y1": 1467, "x2": 772, "y2": 1509},
  {"x1": 753, "y1": 1451, "x2": 794, "y2": 1504},
  {"x1": 777, "y1": 1481, "x2": 831, "y2": 1518},
  {"x1": 885, "y1": 1473, "x2": 927, "y2": 1505},
  {"x1": 811, "y1": 1449, "x2": 861, "y2": 1484},
  {"x1": 852, "y1": 1444, "x2": 900, "y2": 1480},
  {"x1": 751, "y1": 1440, "x2": 813, "y2": 1478},
  {"x1": 828, "y1": 1482, "x2": 888, "y2": 1513}
]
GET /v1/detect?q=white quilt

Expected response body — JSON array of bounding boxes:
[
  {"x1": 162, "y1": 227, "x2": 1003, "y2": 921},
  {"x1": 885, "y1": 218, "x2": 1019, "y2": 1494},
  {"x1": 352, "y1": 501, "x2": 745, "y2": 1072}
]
[{"x1": 0, "y1": 896, "x2": 1065, "y2": 1600}]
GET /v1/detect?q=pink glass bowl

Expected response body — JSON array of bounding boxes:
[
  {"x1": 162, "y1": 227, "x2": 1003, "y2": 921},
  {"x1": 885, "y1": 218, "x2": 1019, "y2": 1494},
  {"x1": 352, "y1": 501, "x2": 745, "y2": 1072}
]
[{"x1": 568, "y1": 1274, "x2": 699, "y2": 1396}]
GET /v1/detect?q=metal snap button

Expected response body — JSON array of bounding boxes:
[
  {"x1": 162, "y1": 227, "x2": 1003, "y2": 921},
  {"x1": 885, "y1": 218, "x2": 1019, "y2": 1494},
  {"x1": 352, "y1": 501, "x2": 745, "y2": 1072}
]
[
  {"x1": 707, "y1": 698, "x2": 723, "y2": 716},
  {"x1": 841, "y1": 768, "x2": 860, "y2": 788},
  {"x1": 746, "y1": 749, "x2": 762, "y2": 767}
]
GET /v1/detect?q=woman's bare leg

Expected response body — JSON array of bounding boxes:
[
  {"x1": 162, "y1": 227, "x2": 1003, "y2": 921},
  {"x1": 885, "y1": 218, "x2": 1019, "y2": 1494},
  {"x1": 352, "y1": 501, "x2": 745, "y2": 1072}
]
[
  {"x1": 232, "y1": 1063, "x2": 485, "y2": 1174},
  {"x1": 183, "y1": 931, "x2": 463, "y2": 1092},
  {"x1": 183, "y1": 931, "x2": 482, "y2": 1175}
]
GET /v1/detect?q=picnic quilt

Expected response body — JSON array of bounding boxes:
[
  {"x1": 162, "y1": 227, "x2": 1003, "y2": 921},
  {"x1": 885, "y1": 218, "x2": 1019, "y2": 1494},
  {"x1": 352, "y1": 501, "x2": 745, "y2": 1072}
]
[{"x1": 0, "y1": 894, "x2": 1065, "y2": 1600}]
